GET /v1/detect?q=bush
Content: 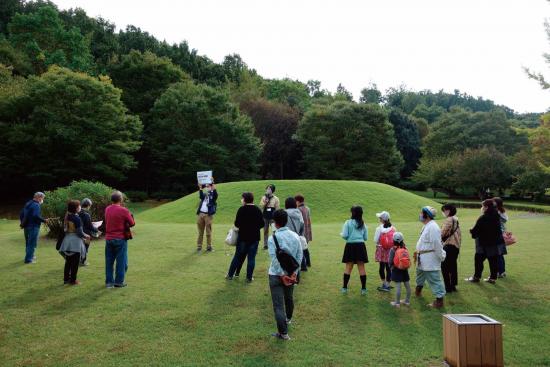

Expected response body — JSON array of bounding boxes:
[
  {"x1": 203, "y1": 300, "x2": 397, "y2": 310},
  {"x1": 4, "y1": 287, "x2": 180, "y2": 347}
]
[
  {"x1": 41, "y1": 181, "x2": 122, "y2": 238},
  {"x1": 125, "y1": 190, "x2": 148, "y2": 202}
]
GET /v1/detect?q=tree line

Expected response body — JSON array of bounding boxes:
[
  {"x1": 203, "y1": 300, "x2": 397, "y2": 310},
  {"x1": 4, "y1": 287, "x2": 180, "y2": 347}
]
[{"x1": 0, "y1": 1, "x2": 549, "y2": 200}]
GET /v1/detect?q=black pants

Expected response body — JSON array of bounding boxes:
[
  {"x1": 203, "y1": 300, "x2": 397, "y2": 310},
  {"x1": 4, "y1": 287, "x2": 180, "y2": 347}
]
[
  {"x1": 64, "y1": 253, "x2": 80, "y2": 283},
  {"x1": 379, "y1": 262, "x2": 391, "y2": 282},
  {"x1": 303, "y1": 249, "x2": 311, "y2": 267},
  {"x1": 441, "y1": 245, "x2": 459, "y2": 290},
  {"x1": 269, "y1": 275, "x2": 294, "y2": 335},
  {"x1": 474, "y1": 253, "x2": 498, "y2": 280}
]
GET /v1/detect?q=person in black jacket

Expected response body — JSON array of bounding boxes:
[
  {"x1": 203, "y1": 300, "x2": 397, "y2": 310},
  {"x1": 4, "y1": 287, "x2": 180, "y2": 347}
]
[
  {"x1": 465, "y1": 199, "x2": 503, "y2": 284},
  {"x1": 226, "y1": 192, "x2": 265, "y2": 282},
  {"x1": 78, "y1": 198, "x2": 98, "y2": 266},
  {"x1": 196, "y1": 181, "x2": 218, "y2": 252}
]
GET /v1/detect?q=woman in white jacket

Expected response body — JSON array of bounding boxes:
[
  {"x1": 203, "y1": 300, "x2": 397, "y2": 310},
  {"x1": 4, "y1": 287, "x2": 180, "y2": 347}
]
[{"x1": 415, "y1": 206, "x2": 446, "y2": 309}]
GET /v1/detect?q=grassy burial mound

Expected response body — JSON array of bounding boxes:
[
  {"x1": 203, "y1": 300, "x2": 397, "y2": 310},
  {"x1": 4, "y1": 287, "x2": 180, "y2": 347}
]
[{"x1": 138, "y1": 180, "x2": 440, "y2": 224}]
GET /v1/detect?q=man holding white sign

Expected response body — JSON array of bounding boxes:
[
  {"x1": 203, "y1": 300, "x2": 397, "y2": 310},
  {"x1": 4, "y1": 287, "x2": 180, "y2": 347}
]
[{"x1": 196, "y1": 172, "x2": 217, "y2": 252}]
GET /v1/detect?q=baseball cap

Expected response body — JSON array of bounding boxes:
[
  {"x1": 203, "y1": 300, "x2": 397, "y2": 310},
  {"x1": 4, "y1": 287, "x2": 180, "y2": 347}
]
[
  {"x1": 376, "y1": 211, "x2": 390, "y2": 221},
  {"x1": 393, "y1": 232, "x2": 404, "y2": 243}
]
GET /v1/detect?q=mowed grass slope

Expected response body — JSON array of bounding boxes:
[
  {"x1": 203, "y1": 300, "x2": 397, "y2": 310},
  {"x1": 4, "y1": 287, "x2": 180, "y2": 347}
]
[
  {"x1": 138, "y1": 180, "x2": 440, "y2": 224},
  {"x1": 0, "y1": 184, "x2": 549, "y2": 366}
]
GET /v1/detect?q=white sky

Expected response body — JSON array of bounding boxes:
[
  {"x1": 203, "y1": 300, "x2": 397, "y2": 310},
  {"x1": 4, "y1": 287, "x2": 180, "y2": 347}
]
[{"x1": 53, "y1": 0, "x2": 550, "y2": 113}]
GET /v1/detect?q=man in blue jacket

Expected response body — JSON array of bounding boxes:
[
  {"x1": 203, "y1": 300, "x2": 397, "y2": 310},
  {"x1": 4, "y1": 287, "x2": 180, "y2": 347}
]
[
  {"x1": 196, "y1": 181, "x2": 218, "y2": 252},
  {"x1": 19, "y1": 192, "x2": 48, "y2": 264}
]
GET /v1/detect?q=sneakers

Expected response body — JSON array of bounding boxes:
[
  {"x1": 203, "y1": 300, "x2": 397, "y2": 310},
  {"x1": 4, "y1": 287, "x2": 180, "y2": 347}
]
[
  {"x1": 484, "y1": 278, "x2": 496, "y2": 284},
  {"x1": 498, "y1": 272, "x2": 507, "y2": 278},
  {"x1": 70, "y1": 280, "x2": 81, "y2": 286},
  {"x1": 361, "y1": 288, "x2": 367, "y2": 296},
  {"x1": 341, "y1": 287, "x2": 349, "y2": 294},
  {"x1": 246, "y1": 277, "x2": 254, "y2": 283},
  {"x1": 225, "y1": 275, "x2": 233, "y2": 280},
  {"x1": 465, "y1": 277, "x2": 480, "y2": 283},
  {"x1": 80, "y1": 261, "x2": 89, "y2": 266},
  {"x1": 402, "y1": 301, "x2": 411, "y2": 306},
  {"x1": 377, "y1": 285, "x2": 391, "y2": 292},
  {"x1": 271, "y1": 332, "x2": 291, "y2": 341},
  {"x1": 106, "y1": 283, "x2": 114, "y2": 288},
  {"x1": 206, "y1": 247, "x2": 213, "y2": 252},
  {"x1": 415, "y1": 286, "x2": 423, "y2": 297},
  {"x1": 390, "y1": 301, "x2": 401, "y2": 308},
  {"x1": 196, "y1": 247, "x2": 202, "y2": 252},
  {"x1": 114, "y1": 283, "x2": 127, "y2": 288},
  {"x1": 286, "y1": 318, "x2": 292, "y2": 325}
]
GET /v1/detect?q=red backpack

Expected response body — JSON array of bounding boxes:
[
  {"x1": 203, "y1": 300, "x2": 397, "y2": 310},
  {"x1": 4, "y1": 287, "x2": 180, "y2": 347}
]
[
  {"x1": 393, "y1": 246, "x2": 411, "y2": 270},
  {"x1": 379, "y1": 227, "x2": 396, "y2": 250}
]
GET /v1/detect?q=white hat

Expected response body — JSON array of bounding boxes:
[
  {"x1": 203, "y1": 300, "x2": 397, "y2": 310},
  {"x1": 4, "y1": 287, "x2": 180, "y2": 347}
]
[{"x1": 376, "y1": 211, "x2": 390, "y2": 221}]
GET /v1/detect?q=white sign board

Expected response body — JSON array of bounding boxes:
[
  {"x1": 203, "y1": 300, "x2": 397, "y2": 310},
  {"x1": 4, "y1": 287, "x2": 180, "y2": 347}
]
[{"x1": 197, "y1": 171, "x2": 213, "y2": 185}]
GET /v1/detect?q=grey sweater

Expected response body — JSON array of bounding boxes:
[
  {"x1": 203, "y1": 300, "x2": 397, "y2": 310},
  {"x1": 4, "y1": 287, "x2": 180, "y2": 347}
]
[{"x1": 285, "y1": 208, "x2": 305, "y2": 236}]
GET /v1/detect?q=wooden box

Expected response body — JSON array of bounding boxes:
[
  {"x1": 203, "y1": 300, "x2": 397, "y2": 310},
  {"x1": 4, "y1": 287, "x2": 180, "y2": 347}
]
[{"x1": 443, "y1": 314, "x2": 503, "y2": 367}]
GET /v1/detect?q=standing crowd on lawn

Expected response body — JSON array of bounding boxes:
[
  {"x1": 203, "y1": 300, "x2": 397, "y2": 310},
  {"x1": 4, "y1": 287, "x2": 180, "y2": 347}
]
[{"x1": 19, "y1": 184, "x2": 515, "y2": 341}]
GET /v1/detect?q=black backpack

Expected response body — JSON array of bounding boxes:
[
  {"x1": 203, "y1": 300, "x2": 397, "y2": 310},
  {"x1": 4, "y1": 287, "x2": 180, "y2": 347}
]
[{"x1": 273, "y1": 234, "x2": 299, "y2": 275}]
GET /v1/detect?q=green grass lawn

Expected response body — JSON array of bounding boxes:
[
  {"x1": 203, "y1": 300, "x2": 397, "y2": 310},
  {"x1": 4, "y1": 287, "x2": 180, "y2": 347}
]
[{"x1": 1, "y1": 183, "x2": 549, "y2": 366}]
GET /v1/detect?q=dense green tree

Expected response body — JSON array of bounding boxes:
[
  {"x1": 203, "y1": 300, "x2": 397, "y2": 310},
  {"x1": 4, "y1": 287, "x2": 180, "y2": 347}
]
[
  {"x1": 0, "y1": 0, "x2": 22, "y2": 35},
  {"x1": 265, "y1": 78, "x2": 311, "y2": 112},
  {"x1": 147, "y1": 80, "x2": 260, "y2": 192},
  {"x1": 0, "y1": 36, "x2": 33, "y2": 75},
  {"x1": 411, "y1": 103, "x2": 445, "y2": 124},
  {"x1": 335, "y1": 83, "x2": 353, "y2": 101},
  {"x1": 529, "y1": 112, "x2": 550, "y2": 173},
  {"x1": 59, "y1": 8, "x2": 119, "y2": 74},
  {"x1": 388, "y1": 109, "x2": 421, "y2": 178},
  {"x1": 359, "y1": 83, "x2": 382, "y2": 104},
  {"x1": 0, "y1": 66, "x2": 142, "y2": 191},
  {"x1": 412, "y1": 156, "x2": 456, "y2": 195},
  {"x1": 453, "y1": 147, "x2": 513, "y2": 198},
  {"x1": 297, "y1": 101, "x2": 403, "y2": 182},
  {"x1": 7, "y1": 5, "x2": 93, "y2": 74},
  {"x1": 240, "y1": 98, "x2": 301, "y2": 179},
  {"x1": 108, "y1": 50, "x2": 188, "y2": 116},
  {"x1": 423, "y1": 108, "x2": 528, "y2": 158}
]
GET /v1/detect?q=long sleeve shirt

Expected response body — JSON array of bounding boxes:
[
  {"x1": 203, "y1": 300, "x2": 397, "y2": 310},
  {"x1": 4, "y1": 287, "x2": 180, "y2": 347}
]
[
  {"x1": 341, "y1": 219, "x2": 368, "y2": 243},
  {"x1": 416, "y1": 220, "x2": 444, "y2": 271},
  {"x1": 268, "y1": 227, "x2": 303, "y2": 276},
  {"x1": 20, "y1": 200, "x2": 46, "y2": 228}
]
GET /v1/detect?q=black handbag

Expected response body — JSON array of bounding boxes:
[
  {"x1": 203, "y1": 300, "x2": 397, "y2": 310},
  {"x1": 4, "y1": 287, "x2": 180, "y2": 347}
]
[{"x1": 273, "y1": 234, "x2": 299, "y2": 275}]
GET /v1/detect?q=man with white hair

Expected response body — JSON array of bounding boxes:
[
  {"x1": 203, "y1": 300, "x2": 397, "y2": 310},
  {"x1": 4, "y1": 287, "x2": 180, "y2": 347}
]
[
  {"x1": 19, "y1": 192, "x2": 47, "y2": 264},
  {"x1": 415, "y1": 206, "x2": 446, "y2": 308}
]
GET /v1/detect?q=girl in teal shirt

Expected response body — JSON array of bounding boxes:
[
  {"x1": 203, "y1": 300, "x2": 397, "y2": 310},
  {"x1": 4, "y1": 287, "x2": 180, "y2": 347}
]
[{"x1": 340, "y1": 206, "x2": 369, "y2": 295}]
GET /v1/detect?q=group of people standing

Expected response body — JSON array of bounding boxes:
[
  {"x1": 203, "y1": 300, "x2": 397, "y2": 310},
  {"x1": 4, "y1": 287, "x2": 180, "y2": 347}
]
[
  {"x1": 20, "y1": 191, "x2": 135, "y2": 288},
  {"x1": 339, "y1": 197, "x2": 512, "y2": 311},
  {"x1": 19, "y1": 185, "x2": 513, "y2": 341},
  {"x1": 218, "y1": 184, "x2": 312, "y2": 340}
]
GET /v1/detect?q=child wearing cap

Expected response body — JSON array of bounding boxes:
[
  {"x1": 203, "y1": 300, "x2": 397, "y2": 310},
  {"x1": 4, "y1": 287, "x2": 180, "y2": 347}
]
[
  {"x1": 388, "y1": 232, "x2": 411, "y2": 307},
  {"x1": 374, "y1": 211, "x2": 396, "y2": 292}
]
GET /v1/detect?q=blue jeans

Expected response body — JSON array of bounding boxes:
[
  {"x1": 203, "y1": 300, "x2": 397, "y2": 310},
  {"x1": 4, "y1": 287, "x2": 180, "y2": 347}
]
[
  {"x1": 416, "y1": 268, "x2": 446, "y2": 298},
  {"x1": 105, "y1": 239, "x2": 128, "y2": 285},
  {"x1": 24, "y1": 226, "x2": 40, "y2": 263},
  {"x1": 227, "y1": 240, "x2": 259, "y2": 280}
]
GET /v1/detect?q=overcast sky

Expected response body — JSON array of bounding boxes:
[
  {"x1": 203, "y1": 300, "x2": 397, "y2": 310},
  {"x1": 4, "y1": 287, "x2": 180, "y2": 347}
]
[{"x1": 53, "y1": 0, "x2": 550, "y2": 113}]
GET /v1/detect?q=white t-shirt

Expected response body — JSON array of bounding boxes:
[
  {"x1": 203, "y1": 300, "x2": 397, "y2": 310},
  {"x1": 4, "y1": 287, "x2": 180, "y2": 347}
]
[{"x1": 200, "y1": 193, "x2": 209, "y2": 213}]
